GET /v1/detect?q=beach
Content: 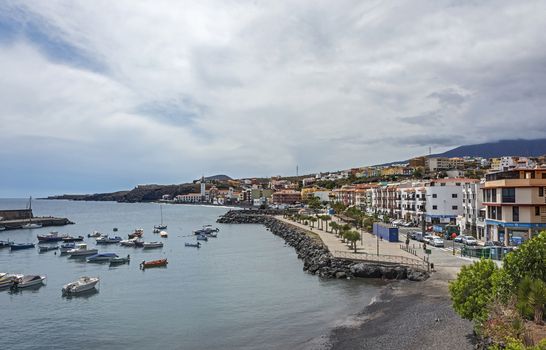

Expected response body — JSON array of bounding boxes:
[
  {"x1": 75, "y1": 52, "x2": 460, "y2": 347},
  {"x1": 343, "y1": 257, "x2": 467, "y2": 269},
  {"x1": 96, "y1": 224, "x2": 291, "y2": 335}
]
[{"x1": 327, "y1": 267, "x2": 475, "y2": 350}]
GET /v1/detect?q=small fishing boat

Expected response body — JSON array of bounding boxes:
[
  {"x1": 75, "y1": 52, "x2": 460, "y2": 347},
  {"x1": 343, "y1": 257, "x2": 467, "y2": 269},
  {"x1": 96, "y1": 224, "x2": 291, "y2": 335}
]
[
  {"x1": 13, "y1": 275, "x2": 46, "y2": 288},
  {"x1": 60, "y1": 242, "x2": 76, "y2": 253},
  {"x1": 67, "y1": 243, "x2": 98, "y2": 257},
  {"x1": 196, "y1": 235, "x2": 208, "y2": 242},
  {"x1": 10, "y1": 243, "x2": 35, "y2": 251},
  {"x1": 62, "y1": 276, "x2": 99, "y2": 295},
  {"x1": 113, "y1": 227, "x2": 118, "y2": 232},
  {"x1": 0, "y1": 240, "x2": 13, "y2": 248},
  {"x1": 120, "y1": 238, "x2": 137, "y2": 247},
  {"x1": 38, "y1": 245, "x2": 59, "y2": 253},
  {"x1": 154, "y1": 205, "x2": 167, "y2": 230},
  {"x1": 22, "y1": 222, "x2": 42, "y2": 229},
  {"x1": 37, "y1": 232, "x2": 66, "y2": 242},
  {"x1": 140, "y1": 259, "x2": 168, "y2": 269},
  {"x1": 62, "y1": 235, "x2": 84, "y2": 242},
  {"x1": 96, "y1": 236, "x2": 122, "y2": 244},
  {"x1": 88, "y1": 231, "x2": 102, "y2": 238},
  {"x1": 109, "y1": 255, "x2": 130, "y2": 265},
  {"x1": 185, "y1": 242, "x2": 201, "y2": 248},
  {"x1": 153, "y1": 228, "x2": 160, "y2": 234},
  {"x1": 87, "y1": 253, "x2": 118, "y2": 263},
  {"x1": 159, "y1": 231, "x2": 168, "y2": 238},
  {"x1": 143, "y1": 241, "x2": 163, "y2": 249},
  {"x1": 194, "y1": 225, "x2": 220, "y2": 235}
]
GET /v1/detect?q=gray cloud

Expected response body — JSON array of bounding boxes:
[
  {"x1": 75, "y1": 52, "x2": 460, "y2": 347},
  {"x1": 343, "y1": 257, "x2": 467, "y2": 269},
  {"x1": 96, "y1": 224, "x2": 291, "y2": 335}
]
[{"x1": 1, "y1": 0, "x2": 546, "y2": 195}]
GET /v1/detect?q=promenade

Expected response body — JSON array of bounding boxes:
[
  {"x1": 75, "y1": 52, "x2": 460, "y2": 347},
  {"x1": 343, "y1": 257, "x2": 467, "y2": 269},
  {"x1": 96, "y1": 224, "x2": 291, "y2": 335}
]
[{"x1": 275, "y1": 216, "x2": 428, "y2": 269}]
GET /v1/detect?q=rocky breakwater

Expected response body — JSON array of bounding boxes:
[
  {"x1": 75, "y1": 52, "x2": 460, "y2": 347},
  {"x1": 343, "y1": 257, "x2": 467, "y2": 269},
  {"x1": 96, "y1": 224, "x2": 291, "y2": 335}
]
[{"x1": 217, "y1": 210, "x2": 428, "y2": 281}]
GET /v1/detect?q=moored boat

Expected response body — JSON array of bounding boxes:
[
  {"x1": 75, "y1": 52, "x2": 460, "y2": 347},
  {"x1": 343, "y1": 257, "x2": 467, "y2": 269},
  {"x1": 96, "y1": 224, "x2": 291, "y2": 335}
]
[
  {"x1": 140, "y1": 258, "x2": 168, "y2": 269},
  {"x1": 0, "y1": 226, "x2": 5, "y2": 231},
  {"x1": 62, "y1": 276, "x2": 99, "y2": 295},
  {"x1": 159, "y1": 231, "x2": 168, "y2": 238},
  {"x1": 120, "y1": 238, "x2": 137, "y2": 247},
  {"x1": 88, "y1": 231, "x2": 102, "y2": 238},
  {"x1": 67, "y1": 243, "x2": 98, "y2": 257},
  {"x1": 37, "y1": 232, "x2": 66, "y2": 242},
  {"x1": 10, "y1": 243, "x2": 35, "y2": 251},
  {"x1": 0, "y1": 240, "x2": 14, "y2": 248},
  {"x1": 134, "y1": 239, "x2": 144, "y2": 248},
  {"x1": 143, "y1": 241, "x2": 163, "y2": 249},
  {"x1": 109, "y1": 255, "x2": 130, "y2": 265},
  {"x1": 0, "y1": 274, "x2": 22, "y2": 289},
  {"x1": 60, "y1": 242, "x2": 76, "y2": 253},
  {"x1": 13, "y1": 275, "x2": 46, "y2": 288},
  {"x1": 96, "y1": 236, "x2": 122, "y2": 244},
  {"x1": 38, "y1": 245, "x2": 59, "y2": 253},
  {"x1": 87, "y1": 253, "x2": 118, "y2": 263},
  {"x1": 184, "y1": 242, "x2": 201, "y2": 248},
  {"x1": 62, "y1": 235, "x2": 84, "y2": 242},
  {"x1": 196, "y1": 235, "x2": 208, "y2": 242}
]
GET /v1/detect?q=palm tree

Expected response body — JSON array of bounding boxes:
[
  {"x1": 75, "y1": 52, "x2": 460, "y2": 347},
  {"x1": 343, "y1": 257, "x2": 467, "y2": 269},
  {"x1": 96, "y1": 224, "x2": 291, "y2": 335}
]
[
  {"x1": 344, "y1": 230, "x2": 360, "y2": 253},
  {"x1": 309, "y1": 217, "x2": 318, "y2": 228},
  {"x1": 329, "y1": 222, "x2": 339, "y2": 235},
  {"x1": 322, "y1": 215, "x2": 331, "y2": 232}
]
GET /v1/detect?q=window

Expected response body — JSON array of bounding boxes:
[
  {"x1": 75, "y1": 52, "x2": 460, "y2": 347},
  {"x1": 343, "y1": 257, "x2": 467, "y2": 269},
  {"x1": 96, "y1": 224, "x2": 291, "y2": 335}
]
[
  {"x1": 540, "y1": 187, "x2": 544, "y2": 197},
  {"x1": 456, "y1": 182, "x2": 461, "y2": 186},
  {"x1": 452, "y1": 205, "x2": 458, "y2": 210},
  {"x1": 536, "y1": 206, "x2": 541, "y2": 216},
  {"x1": 452, "y1": 193, "x2": 458, "y2": 198},
  {"x1": 492, "y1": 189, "x2": 497, "y2": 202},
  {"x1": 502, "y1": 188, "x2": 515, "y2": 203},
  {"x1": 432, "y1": 205, "x2": 437, "y2": 210},
  {"x1": 513, "y1": 206, "x2": 519, "y2": 222},
  {"x1": 432, "y1": 194, "x2": 437, "y2": 198}
]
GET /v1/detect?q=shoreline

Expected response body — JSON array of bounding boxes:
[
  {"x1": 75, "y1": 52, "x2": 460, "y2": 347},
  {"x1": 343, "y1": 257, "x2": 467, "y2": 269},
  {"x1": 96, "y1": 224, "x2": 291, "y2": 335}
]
[{"x1": 323, "y1": 269, "x2": 475, "y2": 350}]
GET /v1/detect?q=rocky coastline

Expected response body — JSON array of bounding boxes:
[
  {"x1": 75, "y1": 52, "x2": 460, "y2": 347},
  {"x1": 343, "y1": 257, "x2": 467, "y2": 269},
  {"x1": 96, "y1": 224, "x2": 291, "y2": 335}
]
[{"x1": 217, "y1": 210, "x2": 429, "y2": 281}]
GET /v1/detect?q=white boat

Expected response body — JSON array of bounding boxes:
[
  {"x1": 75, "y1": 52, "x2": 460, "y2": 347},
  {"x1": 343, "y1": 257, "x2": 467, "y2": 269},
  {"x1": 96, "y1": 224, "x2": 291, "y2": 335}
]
[
  {"x1": 60, "y1": 243, "x2": 76, "y2": 253},
  {"x1": 159, "y1": 231, "x2": 168, "y2": 238},
  {"x1": 13, "y1": 275, "x2": 46, "y2": 288},
  {"x1": 62, "y1": 276, "x2": 99, "y2": 295},
  {"x1": 67, "y1": 243, "x2": 98, "y2": 257},
  {"x1": 120, "y1": 238, "x2": 137, "y2": 247},
  {"x1": 96, "y1": 236, "x2": 122, "y2": 244},
  {"x1": 154, "y1": 205, "x2": 167, "y2": 230},
  {"x1": 88, "y1": 231, "x2": 102, "y2": 238},
  {"x1": 143, "y1": 241, "x2": 163, "y2": 249},
  {"x1": 22, "y1": 197, "x2": 42, "y2": 229}
]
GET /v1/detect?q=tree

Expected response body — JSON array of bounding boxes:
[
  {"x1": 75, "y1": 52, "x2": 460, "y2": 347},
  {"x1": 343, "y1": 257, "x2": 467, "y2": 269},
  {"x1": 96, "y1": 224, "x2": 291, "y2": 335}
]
[
  {"x1": 321, "y1": 215, "x2": 331, "y2": 232},
  {"x1": 449, "y1": 259, "x2": 498, "y2": 325},
  {"x1": 517, "y1": 276, "x2": 546, "y2": 324},
  {"x1": 308, "y1": 217, "x2": 317, "y2": 228},
  {"x1": 344, "y1": 230, "x2": 360, "y2": 253},
  {"x1": 330, "y1": 222, "x2": 339, "y2": 235},
  {"x1": 307, "y1": 195, "x2": 323, "y2": 212},
  {"x1": 498, "y1": 231, "x2": 546, "y2": 299}
]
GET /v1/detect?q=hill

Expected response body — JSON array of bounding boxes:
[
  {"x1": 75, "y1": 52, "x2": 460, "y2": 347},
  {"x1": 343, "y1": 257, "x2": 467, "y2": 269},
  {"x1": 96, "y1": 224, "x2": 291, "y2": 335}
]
[{"x1": 434, "y1": 138, "x2": 546, "y2": 158}]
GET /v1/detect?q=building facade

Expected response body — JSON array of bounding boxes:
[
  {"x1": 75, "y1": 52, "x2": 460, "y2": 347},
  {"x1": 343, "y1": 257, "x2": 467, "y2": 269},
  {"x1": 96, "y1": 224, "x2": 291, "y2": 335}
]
[{"x1": 483, "y1": 168, "x2": 546, "y2": 245}]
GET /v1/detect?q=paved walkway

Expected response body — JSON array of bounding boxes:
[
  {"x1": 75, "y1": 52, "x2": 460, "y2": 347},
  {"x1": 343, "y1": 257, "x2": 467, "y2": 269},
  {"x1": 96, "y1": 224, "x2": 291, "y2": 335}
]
[{"x1": 276, "y1": 216, "x2": 426, "y2": 268}]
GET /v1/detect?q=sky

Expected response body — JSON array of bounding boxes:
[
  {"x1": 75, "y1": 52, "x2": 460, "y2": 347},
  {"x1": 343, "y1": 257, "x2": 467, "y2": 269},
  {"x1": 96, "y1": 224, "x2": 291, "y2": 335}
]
[{"x1": 1, "y1": 0, "x2": 546, "y2": 197}]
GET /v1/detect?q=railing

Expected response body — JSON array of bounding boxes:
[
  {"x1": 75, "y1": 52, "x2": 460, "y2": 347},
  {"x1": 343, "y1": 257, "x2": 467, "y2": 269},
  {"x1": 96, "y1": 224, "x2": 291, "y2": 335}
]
[{"x1": 334, "y1": 250, "x2": 429, "y2": 271}]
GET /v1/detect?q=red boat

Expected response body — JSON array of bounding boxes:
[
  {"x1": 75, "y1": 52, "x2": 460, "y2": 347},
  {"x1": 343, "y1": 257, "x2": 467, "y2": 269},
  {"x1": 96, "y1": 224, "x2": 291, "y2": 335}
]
[{"x1": 140, "y1": 258, "x2": 168, "y2": 269}]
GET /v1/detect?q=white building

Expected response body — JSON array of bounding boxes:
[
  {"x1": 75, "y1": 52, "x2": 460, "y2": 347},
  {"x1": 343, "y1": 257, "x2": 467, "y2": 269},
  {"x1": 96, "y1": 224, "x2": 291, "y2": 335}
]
[
  {"x1": 424, "y1": 178, "x2": 478, "y2": 225},
  {"x1": 458, "y1": 180, "x2": 486, "y2": 240}
]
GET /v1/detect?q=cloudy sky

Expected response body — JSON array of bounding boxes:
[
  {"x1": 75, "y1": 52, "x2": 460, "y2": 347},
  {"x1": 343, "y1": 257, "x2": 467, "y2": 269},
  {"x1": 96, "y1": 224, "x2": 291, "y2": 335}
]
[{"x1": 1, "y1": 0, "x2": 545, "y2": 197}]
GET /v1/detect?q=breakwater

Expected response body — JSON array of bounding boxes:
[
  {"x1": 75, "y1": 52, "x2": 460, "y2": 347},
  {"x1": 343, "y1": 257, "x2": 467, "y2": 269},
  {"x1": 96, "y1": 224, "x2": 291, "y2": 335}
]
[
  {"x1": 0, "y1": 217, "x2": 74, "y2": 230},
  {"x1": 217, "y1": 210, "x2": 428, "y2": 281}
]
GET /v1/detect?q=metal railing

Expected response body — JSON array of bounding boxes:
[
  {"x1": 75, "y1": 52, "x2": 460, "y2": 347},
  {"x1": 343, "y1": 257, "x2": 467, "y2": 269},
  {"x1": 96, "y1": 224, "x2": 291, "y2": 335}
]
[{"x1": 334, "y1": 250, "x2": 429, "y2": 271}]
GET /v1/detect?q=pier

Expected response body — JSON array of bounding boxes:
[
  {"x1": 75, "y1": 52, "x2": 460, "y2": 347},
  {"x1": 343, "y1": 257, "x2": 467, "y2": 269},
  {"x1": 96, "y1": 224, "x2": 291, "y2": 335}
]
[{"x1": 0, "y1": 209, "x2": 74, "y2": 230}]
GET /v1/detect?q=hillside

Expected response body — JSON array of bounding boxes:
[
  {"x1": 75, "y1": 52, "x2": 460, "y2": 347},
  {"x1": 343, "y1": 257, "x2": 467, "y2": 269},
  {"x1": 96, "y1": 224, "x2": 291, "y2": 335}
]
[{"x1": 434, "y1": 138, "x2": 546, "y2": 158}]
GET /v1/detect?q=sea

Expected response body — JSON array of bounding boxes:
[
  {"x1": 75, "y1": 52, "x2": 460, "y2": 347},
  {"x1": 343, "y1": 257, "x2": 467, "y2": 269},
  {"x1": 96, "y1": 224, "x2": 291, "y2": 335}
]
[{"x1": 0, "y1": 199, "x2": 384, "y2": 350}]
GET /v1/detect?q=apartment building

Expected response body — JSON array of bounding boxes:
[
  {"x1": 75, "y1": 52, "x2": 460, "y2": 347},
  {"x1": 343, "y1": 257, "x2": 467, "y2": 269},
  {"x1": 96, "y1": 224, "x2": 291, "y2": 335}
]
[
  {"x1": 458, "y1": 180, "x2": 486, "y2": 239},
  {"x1": 483, "y1": 168, "x2": 546, "y2": 245},
  {"x1": 425, "y1": 157, "x2": 465, "y2": 172},
  {"x1": 272, "y1": 190, "x2": 302, "y2": 204},
  {"x1": 399, "y1": 185, "x2": 427, "y2": 225},
  {"x1": 424, "y1": 178, "x2": 478, "y2": 225}
]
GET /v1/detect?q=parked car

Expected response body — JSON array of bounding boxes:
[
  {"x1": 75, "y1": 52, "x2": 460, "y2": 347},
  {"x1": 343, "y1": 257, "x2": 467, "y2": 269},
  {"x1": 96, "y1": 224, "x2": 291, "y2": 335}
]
[
  {"x1": 462, "y1": 236, "x2": 478, "y2": 246},
  {"x1": 431, "y1": 237, "x2": 444, "y2": 247},
  {"x1": 453, "y1": 235, "x2": 464, "y2": 243},
  {"x1": 484, "y1": 241, "x2": 504, "y2": 247},
  {"x1": 423, "y1": 235, "x2": 435, "y2": 244},
  {"x1": 401, "y1": 221, "x2": 413, "y2": 227},
  {"x1": 409, "y1": 231, "x2": 421, "y2": 240}
]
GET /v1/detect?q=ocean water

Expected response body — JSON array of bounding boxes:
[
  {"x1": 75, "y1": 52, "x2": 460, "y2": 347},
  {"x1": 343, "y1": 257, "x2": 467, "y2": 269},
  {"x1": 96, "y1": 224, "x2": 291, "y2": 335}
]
[{"x1": 0, "y1": 199, "x2": 383, "y2": 350}]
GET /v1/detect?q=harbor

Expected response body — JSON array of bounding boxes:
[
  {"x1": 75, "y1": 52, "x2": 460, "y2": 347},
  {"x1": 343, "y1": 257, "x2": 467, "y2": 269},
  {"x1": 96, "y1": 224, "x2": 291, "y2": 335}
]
[{"x1": 0, "y1": 199, "x2": 74, "y2": 231}]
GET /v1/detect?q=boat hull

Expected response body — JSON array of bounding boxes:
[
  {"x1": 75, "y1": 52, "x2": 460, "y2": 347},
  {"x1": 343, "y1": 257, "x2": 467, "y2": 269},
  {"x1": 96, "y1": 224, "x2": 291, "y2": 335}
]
[
  {"x1": 68, "y1": 249, "x2": 98, "y2": 256},
  {"x1": 140, "y1": 259, "x2": 168, "y2": 269}
]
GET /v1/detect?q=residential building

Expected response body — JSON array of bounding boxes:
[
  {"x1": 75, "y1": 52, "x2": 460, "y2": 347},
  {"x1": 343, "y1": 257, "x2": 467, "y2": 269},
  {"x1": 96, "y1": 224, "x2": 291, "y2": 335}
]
[
  {"x1": 424, "y1": 178, "x2": 478, "y2": 225},
  {"x1": 483, "y1": 168, "x2": 546, "y2": 245},
  {"x1": 425, "y1": 157, "x2": 465, "y2": 172},
  {"x1": 272, "y1": 190, "x2": 301, "y2": 204},
  {"x1": 459, "y1": 180, "x2": 485, "y2": 240}
]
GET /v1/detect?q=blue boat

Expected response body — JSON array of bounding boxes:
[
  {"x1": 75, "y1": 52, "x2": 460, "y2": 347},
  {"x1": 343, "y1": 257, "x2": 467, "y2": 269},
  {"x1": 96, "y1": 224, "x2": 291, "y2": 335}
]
[
  {"x1": 87, "y1": 253, "x2": 118, "y2": 263},
  {"x1": 196, "y1": 235, "x2": 208, "y2": 242},
  {"x1": 185, "y1": 242, "x2": 201, "y2": 248},
  {"x1": 10, "y1": 243, "x2": 35, "y2": 251},
  {"x1": 38, "y1": 245, "x2": 59, "y2": 253},
  {"x1": 0, "y1": 240, "x2": 14, "y2": 248}
]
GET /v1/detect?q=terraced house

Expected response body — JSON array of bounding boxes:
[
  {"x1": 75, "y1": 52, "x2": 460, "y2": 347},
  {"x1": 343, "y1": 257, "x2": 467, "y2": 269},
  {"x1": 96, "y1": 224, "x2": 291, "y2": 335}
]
[{"x1": 483, "y1": 168, "x2": 546, "y2": 245}]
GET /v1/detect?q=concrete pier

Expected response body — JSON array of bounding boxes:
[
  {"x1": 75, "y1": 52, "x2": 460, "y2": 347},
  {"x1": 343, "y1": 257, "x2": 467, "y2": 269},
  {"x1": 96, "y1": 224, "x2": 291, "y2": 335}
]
[{"x1": 0, "y1": 209, "x2": 74, "y2": 230}]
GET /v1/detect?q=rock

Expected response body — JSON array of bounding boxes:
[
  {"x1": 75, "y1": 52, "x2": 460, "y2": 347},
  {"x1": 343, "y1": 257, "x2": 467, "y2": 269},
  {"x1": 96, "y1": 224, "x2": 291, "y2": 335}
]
[{"x1": 335, "y1": 271, "x2": 347, "y2": 279}]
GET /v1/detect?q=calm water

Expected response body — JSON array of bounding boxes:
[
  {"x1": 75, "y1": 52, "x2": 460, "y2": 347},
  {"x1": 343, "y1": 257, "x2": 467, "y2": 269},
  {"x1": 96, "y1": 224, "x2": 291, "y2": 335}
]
[{"x1": 0, "y1": 199, "x2": 383, "y2": 350}]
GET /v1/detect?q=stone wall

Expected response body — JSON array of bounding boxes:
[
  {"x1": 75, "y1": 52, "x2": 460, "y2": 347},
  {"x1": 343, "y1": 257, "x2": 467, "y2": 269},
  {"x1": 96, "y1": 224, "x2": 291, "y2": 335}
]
[{"x1": 218, "y1": 210, "x2": 428, "y2": 281}]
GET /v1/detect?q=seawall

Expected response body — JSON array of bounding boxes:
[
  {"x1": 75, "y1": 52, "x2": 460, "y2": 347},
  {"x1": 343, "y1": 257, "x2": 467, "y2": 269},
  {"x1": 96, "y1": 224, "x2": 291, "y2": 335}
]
[{"x1": 217, "y1": 210, "x2": 428, "y2": 281}]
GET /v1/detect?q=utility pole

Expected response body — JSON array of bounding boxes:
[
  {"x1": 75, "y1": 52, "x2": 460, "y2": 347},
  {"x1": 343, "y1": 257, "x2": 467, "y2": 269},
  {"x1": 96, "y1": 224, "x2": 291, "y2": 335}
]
[{"x1": 296, "y1": 165, "x2": 299, "y2": 177}]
